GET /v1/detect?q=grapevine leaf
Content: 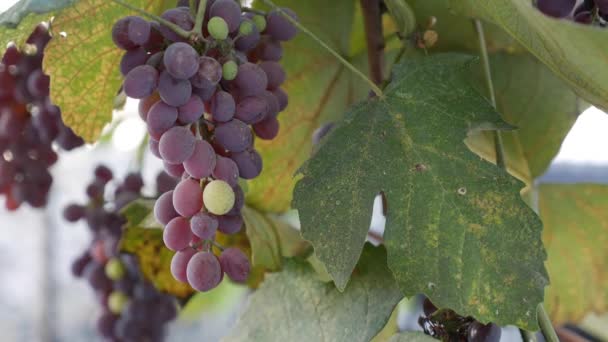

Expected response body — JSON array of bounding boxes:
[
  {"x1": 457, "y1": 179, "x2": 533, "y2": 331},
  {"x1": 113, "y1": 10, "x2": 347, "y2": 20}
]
[
  {"x1": 247, "y1": 0, "x2": 371, "y2": 212},
  {"x1": 242, "y1": 206, "x2": 310, "y2": 271},
  {"x1": 121, "y1": 199, "x2": 157, "y2": 228},
  {"x1": 388, "y1": 332, "x2": 437, "y2": 342},
  {"x1": 43, "y1": 0, "x2": 166, "y2": 142},
  {"x1": 0, "y1": 0, "x2": 75, "y2": 27},
  {"x1": 121, "y1": 226, "x2": 196, "y2": 299},
  {"x1": 225, "y1": 245, "x2": 402, "y2": 342},
  {"x1": 451, "y1": 0, "x2": 608, "y2": 112},
  {"x1": 293, "y1": 54, "x2": 547, "y2": 329},
  {"x1": 538, "y1": 184, "x2": 608, "y2": 323},
  {"x1": 466, "y1": 53, "x2": 581, "y2": 183}
]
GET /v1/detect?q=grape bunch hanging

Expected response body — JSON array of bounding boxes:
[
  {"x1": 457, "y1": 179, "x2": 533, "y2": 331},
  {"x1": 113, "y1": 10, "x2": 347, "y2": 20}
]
[
  {"x1": 0, "y1": 24, "x2": 83, "y2": 210},
  {"x1": 536, "y1": 0, "x2": 608, "y2": 24},
  {"x1": 111, "y1": 0, "x2": 297, "y2": 292},
  {"x1": 66, "y1": 166, "x2": 179, "y2": 341}
]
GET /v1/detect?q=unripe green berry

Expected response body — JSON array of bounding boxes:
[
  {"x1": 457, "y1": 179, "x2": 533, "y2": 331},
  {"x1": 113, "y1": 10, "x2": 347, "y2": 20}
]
[
  {"x1": 208, "y1": 17, "x2": 229, "y2": 40},
  {"x1": 222, "y1": 61, "x2": 238, "y2": 81},
  {"x1": 203, "y1": 180, "x2": 235, "y2": 215},
  {"x1": 252, "y1": 15, "x2": 267, "y2": 32},
  {"x1": 108, "y1": 291, "x2": 129, "y2": 314},
  {"x1": 239, "y1": 20, "x2": 254, "y2": 36},
  {"x1": 105, "y1": 258, "x2": 125, "y2": 280}
]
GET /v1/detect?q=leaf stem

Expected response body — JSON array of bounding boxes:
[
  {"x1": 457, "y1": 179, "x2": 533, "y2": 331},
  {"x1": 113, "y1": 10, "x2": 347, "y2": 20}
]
[
  {"x1": 520, "y1": 328, "x2": 537, "y2": 342},
  {"x1": 260, "y1": 0, "x2": 383, "y2": 97},
  {"x1": 194, "y1": 0, "x2": 208, "y2": 37},
  {"x1": 473, "y1": 19, "x2": 505, "y2": 170},
  {"x1": 360, "y1": 0, "x2": 385, "y2": 85},
  {"x1": 537, "y1": 304, "x2": 559, "y2": 342},
  {"x1": 110, "y1": 0, "x2": 191, "y2": 39}
]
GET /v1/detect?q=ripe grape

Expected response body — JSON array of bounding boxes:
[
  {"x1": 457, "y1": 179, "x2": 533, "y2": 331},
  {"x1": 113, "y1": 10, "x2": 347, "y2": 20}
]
[
  {"x1": 261, "y1": 90, "x2": 280, "y2": 118},
  {"x1": 255, "y1": 38, "x2": 283, "y2": 61},
  {"x1": 202, "y1": 180, "x2": 235, "y2": 215},
  {"x1": 259, "y1": 61, "x2": 286, "y2": 89},
  {"x1": 209, "y1": 0, "x2": 242, "y2": 32},
  {"x1": 208, "y1": 17, "x2": 230, "y2": 40},
  {"x1": 467, "y1": 322, "x2": 502, "y2": 342},
  {"x1": 159, "y1": 8, "x2": 194, "y2": 42},
  {"x1": 536, "y1": 0, "x2": 576, "y2": 17},
  {"x1": 212, "y1": 156, "x2": 240, "y2": 187},
  {"x1": 163, "y1": 160, "x2": 185, "y2": 178},
  {"x1": 173, "y1": 178, "x2": 203, "y2": 217},
  {"x1": 112, "y1": 17, "x2": 139, "y2": 50},
  {"x1": 170, "y1": 248, "x2": 197, "y2": 283},
  {"x1": 273, "y1": 87, "x2": 288, "y2": 111},
  {"x1": 64, "y1": 204, "x2": 85, "y2": 222},
  {"x1": 184, "y1": 139, "x2": 217, "y2": 179},
  {"x1": 217, "y1": 214, "x2": 243, "y2": 234},
  {"x1": 219, "y1": 247, "x2": 250, "y2": 282},
  {"x1": 266, "y1": 8, "x2": 298, "y2": 41},
  {"x1": 147, "y1": 101, "x2": 178, "y2": 139},
  {"x1": 159, "y1": 126, "x2": 196, "y2": 164},
  {"x1": 178, "y1": 95, "x2": 204, "y2": 124},
  {"x1": 127, "y1": 16, "x2": 151, "y2": 46},
  {"x1": 235, "y1": 96, "x2": 268, "y2": 124},
  {"x1": 190, "y1": 212, "x2": 219, "y2": 239},
  {"x1": 210, "y1": 90, "x2": 236, "y2": 122},
  {"x1": 186, "y1": 252, "x2": 223, "y2": 292},
  {"x1": 120, "y1": 47, "x2": 148, "y2": 76},
  {"x1": 253, "y1": 116, "x2": 279, "y2": 140},
  {"x1": 235, "y1": 62, "x2": 268, "y2": 96},
  {"x1": 163, "y1": 216, "x2": 194, "y2": 251},
  {"x1": 124, "y1": 65, "x2": 159, "y2": 99},
  {"x1": 190, "y1": 56, "x2": 222, "y2": 89},
  {"x1": 164, "y1": 42, "x2": 200, "y2": 80},
  {"x1": 158, "y1": 70, "x2": 192, "y2": 106},
  {"x1": 230, "y1": 149, "x2": 263, "y2": 179},
  {"x1": 213, "y1": 119, "x2": 253, "y2": 152}
]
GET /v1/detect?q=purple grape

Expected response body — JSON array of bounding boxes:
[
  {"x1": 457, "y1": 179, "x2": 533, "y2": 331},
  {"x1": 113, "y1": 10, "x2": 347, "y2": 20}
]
[
  {"x1": 574, "y1": 10, "x2": 594, "y2": 23},
  {"x1": 190, "y1": 212, "x2": 219, "y2": 239},
  {"x1": 212, "y1": 156, "x2": 239, "y2": 187},
  {"x1": 159, "y1": 8, "x2": 194, "y2": 42},
  {"x1": 184, "y1": 139, "x2": 217, "y2": 179},
  {"x1": 266, "y1": 8, "x2": 298, "y2": 41},
  {"x1": 156, "y1": 171, "x2": 178, "y2": 194},
  {"x1": 272, "y1": 87, "x2": 288, "y2": 111},
  {"x1": 163, "y1": 216, "x2": 193, "y2": 251},
  {"x1": 186, "y1": 252, "x2": 223, "y2": 291},
  {"x1": 149, "y1": 138, "x2": 161, "y2": 158},
  {"x1": 235, "y1": 63, "x2": 267, "y2": 96},
  {"x1": 124, "y1": 173, "x2": 144, "y2": 193},
  {"x1": 193, "y1": 85, "x2": 217, "y2": 101},
  {"x1": 146, "y1": 101, "x2": 178, "y2": 140},
  {"x1": 158, "y1": 70, "x2": 192, "y2": 106},
  {"x1": 230, "y1": 149, "x2": 262, "y2": 179},
  {"x1": 71, "y1": 251, "x2": 92, "y2": 277},
  {"x1": 235, "y1": 20, "x2": 260, "y2": 51},
  {"x1": 120, "y1": 48, "x2": 148, "y2": 76},
  {"x1": 94, "y1": 165, "x2": 113, "y2": 183},
  {"x1": 259, "y1": 61, "x2": 285, "y2": 89},
  {"x1": 235, "y1": 96, "x2": 268, "y2": 124},
  {"x1": 170, "y1": 248, "x2": 196, "y2": 283},
  {"x1": 209, "y1": 0, "x2": 242, "y2": 33},
  {"x1": 255, "y1": 38, "x2": 283, "y2": 61},
  {"x1": 97, "y1": 313, "x2": 118, "y2": 339},
  {"x1": 217, "y1": 214, "x2": 243, "y2": 234},
  {"x1": 422, "y1": 297, "x2": 438, "y2": 316},
  {"x1": 26, "y1": 69, "x2": 49, "y2": 97},
  {"x1": 190, "y1": 56, "x2": 222, "y2": 89},
  {"x1": 64, "y1": 203, "x2": 85, "y2": 222},
  {"x1": 138, "y1": 93, "x2": 159, "y2": 121},
  {"x1": 597, "y1": 0, "x2": 608, "y2": 13},
  {"x1": 210, "y1": 90, "x2": 236, "y2": 122},
  {"x1": 253, "y1": 116, "x2": 279, "y2": 140},
  {"x1": 261, "y1": 90, "x2": 280, "y2": 118},
  {"x1": 154, "y1": 190, "x2": 179, "y2": 226},
  {"x1": 124, "y1": 65, "x2": 158, "y2": 99},
  {"x1": 164, "y1": 42, "x2": 200, "y2": 80},
  {"x1": 159, "y1": 126, "x2": 196, "y2": 164},
  {"x1": 219, "y1": 247, "x2": 250, "y2": 282},
  {"x1": 127, "y1": 16, "x2": 151, "y2": 46},
  {"x1": 536, "y1": 0, "x2": 576, "y2": 17},
  {"x1": 178, "y1": 95, "x2": 204, "y2": 124},
  {"x1": 84, "y1": 262, "x2": 113, "y2": 292},
  {"x1": 144, "y1": 22, "x2": 165, "y2": 51},
  {"x1": 172, "y1": 178, "x2": 203, "y2": 217},
  {"x1": 213, "y1": 119, "x2": 253, "y2": 152},
  {"x1": 163, "y1": 161, "x2": 185, "y2": 178},
  {"x1": 227, "y1": 184, "x2": 244, "y2": 215},
  {"x1": 467, "y1": 322, "x2": 502, "y2": 342},
  {"x1": 112, "y1": 17, "x2": 138, "y2": 50}
]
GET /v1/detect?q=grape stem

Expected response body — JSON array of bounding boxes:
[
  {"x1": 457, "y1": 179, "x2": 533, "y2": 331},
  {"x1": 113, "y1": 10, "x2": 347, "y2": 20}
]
[
  {"x1": 189, "y1": 0, "x2": 197, "y2": 17},
  {"x1": 360, "y1": 0, "x2": 385, "y2": 86},
  {"x1": 241, "y1": 7, "x2": 266, "y2": 16},
  {"x1": 260, "y1": 0, "x2": 384, "y2": 97},
  {"x1": 193, "y1": 0, "x2": 208, "y2": 38},
  {"x1": 537, "y1": 304, "x2": 559, "y2": 342},
  {"x1": 109, "y1": 0, "x2": 191, "y2": 39},
  {"x1": 473, "y1": 19, "x2": 506, "y2": 170}
]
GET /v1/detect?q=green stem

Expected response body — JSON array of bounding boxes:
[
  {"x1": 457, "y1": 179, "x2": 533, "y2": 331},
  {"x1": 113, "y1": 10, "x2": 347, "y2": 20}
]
[
  {"x1": 473, "y1": 19, "x2": 506, "y2": 170},
  {"x1": 110, "y1": 0, "x2": 191, "y2": 39},
  {"x1": 520, "y1": 329, "x2": 537, "y2": 342},
  {"x1": 194, "y1": 0, "x2": 208, "y2": 36},
  {"x1": 189, "y1": 0, "x2": 197, "y2": 17},
  {"x1": 260, "y1": 0, "x2": 383, "y2": 97},
  {"x1": 537, "y1": 304, "x2": 559, "y2": 342}
]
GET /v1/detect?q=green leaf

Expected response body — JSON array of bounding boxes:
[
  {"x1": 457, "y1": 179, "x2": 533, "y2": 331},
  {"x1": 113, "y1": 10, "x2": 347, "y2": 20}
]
[
  {"x1": 43, "y1": 0, "x2": 166, "y2": 142},
  {"x1": 242, "y1": 206, "x2": 310, "y2": 271},
  {"x1": 121, "y1": 226, "x2": 195, "y2": 299},
  {"x1": 538, "y1": 184, "x2": 608, "y2": 323},
  {"x1": 466, "y1": 53, "x2": 581, "y2": 183},
  {"x1": 451, "y1": 0, "x2": 608, "y2": 112},
  {"x1": 247, "y1": 0, "x2": 371, "y2": 212},
  {"x1": 293, "y1": 53, "x2": 547, "y2": 329},
  {"x1": 121, "y1": 198, "x2": 157, "y2": 228},
  {"x1": 225, "y1": 245, "x2": 403, "y2": 342},
  {"x1": 388, "y1": 332, "x2": 437, "y2": 342}
]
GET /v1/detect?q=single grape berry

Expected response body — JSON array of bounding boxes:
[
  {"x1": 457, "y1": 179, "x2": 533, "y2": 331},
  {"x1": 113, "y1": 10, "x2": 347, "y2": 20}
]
[
  {"x1": 163, "y1": 42, "x2": 200, "y2": 80},
  {"x1": 202, "y1": 180, "x2": 235, "y2": 215},
  {"x1": 186, "y1": 252, "x2": 223, "y2": 292},
  {"x1": 208, "y1": 17, "x2": 229, "y2": 40},
  {"x1": 219, "y1": 247, "x2": 250, "y2": 282},
  {"x1": 108, "y1": 291, "x2": 130, "y2": 314},
  {"x1": 536, "y1": 0, "x2": 576, "y2": 18},
  {"x1": 467, "y1": 322, "x2": 502, "y2": 342},
  {"x1": 190, "y1": 212, "x2": 219, "y2": 239},
  {"x1": 163, "y1": 216, "x2": 194, "y2": 251},
  {"x1": 222, "y1": 60, "x2": 238, "y2": 81},
  {"x1": 173, "y1": 178, "x2": 204, "y2": 217},
  {"x1": 105, "y1": 258, "x2": 126, "y2": 280},
  {"x1": 170, "y1": 248, "x2": 197, "y2": 283}
]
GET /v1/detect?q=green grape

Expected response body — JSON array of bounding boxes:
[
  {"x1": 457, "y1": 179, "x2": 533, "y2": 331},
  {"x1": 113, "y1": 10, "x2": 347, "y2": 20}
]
[
  {"x1": 239, "y1": 20, "x2": 254, "y2": 36},
  {"x1": 203, "y1": 180, "x2": 235, "y2": 215},
  {"x1": 222, "y1": 60, "x2": 238, "y2": 81},
  {"x1": 108, "y1": 291, "x2": 129, "y2": 314},
  {"x1": 252, "y1": 15, "x2": 267, "y2": 32},
  {"x1": 208, "y1": 17, "x2": 229, "y2": 40},
  {"x1": 104, "y1": 258, "x2": 125, "y2": 280}
]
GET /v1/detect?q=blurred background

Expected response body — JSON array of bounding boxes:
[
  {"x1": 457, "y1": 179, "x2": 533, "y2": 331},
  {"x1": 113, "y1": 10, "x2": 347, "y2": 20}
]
[{"x1": 1, "y1": 1, "x2": 608, "y2": 341}]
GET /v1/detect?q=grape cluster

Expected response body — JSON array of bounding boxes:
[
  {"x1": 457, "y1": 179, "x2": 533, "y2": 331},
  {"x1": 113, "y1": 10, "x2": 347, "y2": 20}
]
[
  {"x1": 536, "y1": 0, "x2": 608, "y2": 24},
  {"x1": 111, "y1": 0, "x2": 298, "y2": 292},
  {"x1": 0, "y1": 24, "x2": 84, "y2": 210},
  {"x1": 65, "y1": 166, "x2": 179, "y2": 341},
  {"x1": 418, "y1": 297, "x2": 502, "y2": 342}
]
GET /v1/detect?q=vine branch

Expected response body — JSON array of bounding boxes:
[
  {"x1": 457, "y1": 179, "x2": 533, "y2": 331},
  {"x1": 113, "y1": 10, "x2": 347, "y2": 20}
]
[
  {"x1": 110, "y1": 0, "x2": 191, "y2": 39},
  {"x1": 360, "y1": 0, "x2": 385, "y2": 86},
  {"x1": 194, "y1": 0, "x2": 208, "y2": 37},
  {"x1": 473, "y1": 19, "x2": 506, "y2": 170}
]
